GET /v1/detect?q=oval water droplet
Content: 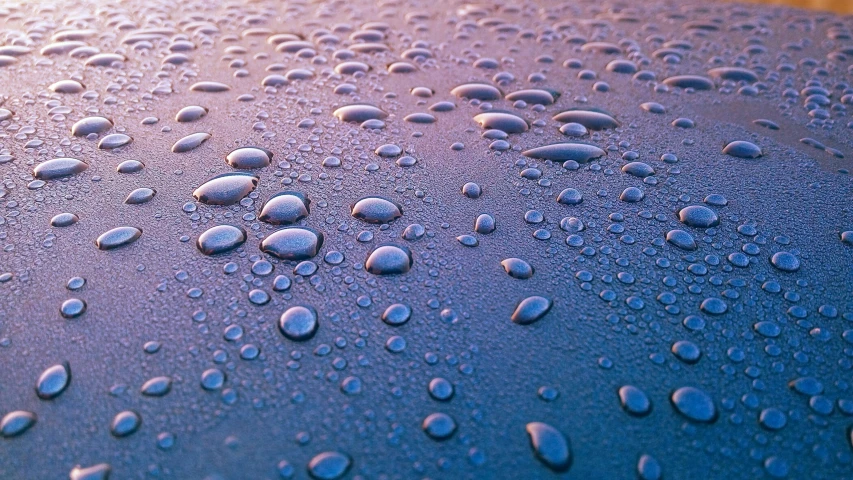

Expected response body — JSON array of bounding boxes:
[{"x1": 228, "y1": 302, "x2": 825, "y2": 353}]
[
  {"x1": 260, "y1": 227, "x2": 324, "y2": 260},
  {"x1": 0, "y1": 411, "x2": 36, "y2": 438},
  {"x1": 670, "y1": 386, "x2": 717, "y2": 423},
  {"x1": 226, "y1": 147, "x2": 273, "y2": 169},
  {"x1": 33, "y1": 158, "x2": 88, "y2": 180},
  {"x1": 98, "y1": 134, "x2": 132, "y2": 150},
  {"x1": 124, "y1": 188, "x2": 156, "y2": 205},
  {"x1": 50, "y1": 213, "x2": 79, "y2": 227},
  {"x1": 172, "y1": 132, "x2": 211, "y2": 153},
  {"x1": 96, "y1": 227, "x2": 142, "y2": 250},
  {"x1": 193, "y1": 173, "x2": 258, "y2": 205},
  {"x1": 71, "y1": 117, "x2": 112, "y2": 136},
  {"x1": 175, "y1": 105, "x2": 208, "y2": 122},
  {"x1": 553, "y1": 109, "x2": 619, "y2": 130},
  {"x1": 365, "y1": 244, "x2": 413, "y2": 275},
  {"x1": 333, "y1": 104, "x2": 388, "y2": 122},
  {"x1": 351, "y1": 196, "x2": 403, "y2": 224},
  {"x1": 501, "y1": 258, "x2": 533, "y2": 279},
  {"x1": 110, "y1": 410, "x2": 141, "y2": 437},
  {"x1": 450, "y1": 83, "x2": 502, "y2": 100},
  {"x1": 259, "y1": 191, "x2": 310, "y2": 225},
  {"x1": 36, "y1": 362, "x2": 71, "y2": 399},
  {"x1": 523, "y1": 143, "x2": 605, "y2": 163},
  {"x1": 525, "y1": 422, "x2": 572, "y2": 472},
  {"x1": 678, "y1": 205, "x2": 719, "y2": 228},
  {"x1": 197, "y1": 225, "x2": 247, "y2": 255},
  {"x1": 307, "y1": 451, "x2": 351, "y2": 480},
  {"x1": 723, "y1": 140, "x2": 762, "y2": 158},
  {"x1": 279, "y1": 305, "x2": 319, "y2": 341},
  {"x1": 511, "y1": 296, "x2": 553, "y2": 324}
]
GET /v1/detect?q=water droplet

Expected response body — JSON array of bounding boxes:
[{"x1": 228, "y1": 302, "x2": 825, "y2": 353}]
[
  {"x1": 662, "y1": 75, "x2": 713, "y2": 90},
  {"x1": 365, "y1": 244, "x2": 413, "y2": 275},
  {"x1": 36, "y1": 362, "x2": 71, "y2": 399},
  {"x1": 670, "y1": 387, "x2": 717, "y2": 423},
  {"x1": 0, "y1": 411, "x2": 36, "y2": 437},
  {"x1": 723, "y1": 141, "x2": 762, "y2": 158},
  {"x1": 140, "y1": 376, "x2": 172, "y2": 397},
  {"x1": 51, "y1": 213, "x2": 79, "y2": 227},
  {"x1": 226, "y1": 147, "x2": 273, "y2": 169},
  {"x1": 124, "y1": 188, "x2": 156, "y2": 205},
  {"x1": 259, "y1": 191, "x2": 310, "y2": 225},
  {"x1": 525, "y1": 422, "x2": 572, "y2": 472},
  {"x1": 190, "y1": 81, "x2": 231, "y2": 92},
  {"x1": 553, "y1": 109, "x2": 619, "y2": 130},
  {"x1": 770, "y1": 252, "x2": 800, "y2": 272},
  {"x1": 33, "y1": 158, "x2": 88, "y2": 180},
  {"x1": 382, "y1": 304, "x2": 411, "y2": 326},
  {"x1": 511, "y1": 296, "x2": 552, "y2": 324},
  {"x1": 473, "y1": 112, "x2": 529, "y2": 133},
  {"x1": 261, "y1": 227, "x2": 324, "y2": 260},
  {"x1": 279, "y1": 305, "x2": 319, "y2": 341},
  {"x1": 501, "y1": 258, "x2": 533, "y2": 279},
  {"x1": 678, "y1": 205, "x2": 719, "y2": 228},
  {"x1": 618, "y1": 385, "x2": 652, "y2": 416},
  {"x1": 351, "y1": 196, "x2": 402, "y2": 224},
  {"x1": 451, "y1": 83, "x2": 502, "y2": 100},
  {"x1": 523, "y1": 143, "x2": 605, "y2": 163},
  {"x1": 175, "y1": 106, "x2": 208, "y2": 122},
  {"x1": 98, "y1": 134, "x2": 132, "y2": 150},
  {"x1": 474, "y1": 214, "x2": 496, "y2": 234},
  {"x1": 172, "y1": 132, "x2": 211, "y2": 153},
  {"x1": 95, "y1": 226, "x2": 142, "y2": 250},
  {"x1": 71, "y1": 117, "x2": 112, "y2": 136},
  {"x1": 307, "y1": 451, "x2": 351, "y2": 480},
  {"x1": 333, "y1": 104, "x2": 388, "y2": 122},
  {"x1": 110, "y1": 410, "x2": 141, "y2": 437},
  {"x1": 117, "y1": 160, "x2": 144, "y2": 174},
  {"x1": 666, "y1": 229, "x2": 697, "y2": 250},
  {"x1": 422, "y1": 413, "x2": 456, "y2": 440},
  {"x1": 556, "y1": 188, "x2": 583, "y2": 205},
  {"x1": 70, "y1": 464, "x2": 111, "y2": 480},
  {"x1": 193, "y1": 173, "x2": 258, "y2": 205},
  {"x1": 428, "y1": 378, "x2": 454, "y2": 401}
]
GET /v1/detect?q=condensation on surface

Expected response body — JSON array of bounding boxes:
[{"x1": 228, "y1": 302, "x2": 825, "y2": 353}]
[{"x1": 0, "y1": 0, "x2": 852, "y2": 479}]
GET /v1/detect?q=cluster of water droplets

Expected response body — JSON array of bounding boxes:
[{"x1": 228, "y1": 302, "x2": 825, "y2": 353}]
[{"x1": 0, "y1": 0, "x2": 852, "y2": 478}]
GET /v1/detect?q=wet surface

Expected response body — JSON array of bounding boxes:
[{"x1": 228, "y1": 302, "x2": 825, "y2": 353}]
[{"x1": 1, "y1": 0, "x2": 853, "y2": 478}]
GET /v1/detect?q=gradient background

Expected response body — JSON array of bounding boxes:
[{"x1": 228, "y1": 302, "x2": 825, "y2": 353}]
[{"x1": 740, "y1": 0, "x2": 853, "y2": 14}]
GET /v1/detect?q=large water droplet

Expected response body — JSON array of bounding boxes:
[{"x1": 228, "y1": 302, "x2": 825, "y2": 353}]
[
  {"x1": 197, "y1": 225, "x2": 247, "y2": 255},
  {"x1": 511, "y1": 296, "x2": 553, "y2": 324},
  {"x1": 226, "y1": 147, "x2": 273, "y2": 169},
  {"x1": 193, "y1": 173, "x2": 258, "y2": 205},
  {"x1": 525, "y1": 422, "x2": 572, "y2": 472},
  {"x1": 259, "y1": 192, "x2": 310, "y2": 225},
  {"x1": 307, "y1": 451, "x2": 351, "y2": 480},
  {"x1": 553, "y1": 109, "x2": 619, "y2": 130},
  {"x1": 261, "y1": 227, "x2": 324, "y2": 260},
  {"x1": 36, "y1": 362, "x2": 71, "y2": 399},
  {"x1": 33, "y1": 158, "x2": 88, "y2": 180},
  {"x1": 71, "y1": 117, "x2": 112, "y2": 136},
  {"x1": 723, "y1": 140, "x2": 762, "y2": 158},
  {"x1": 333, "y1": 104, "x2": 388, "y2": 122},
  {"x1": 678, "y1": 205, "x2": 719, "y2": 228},
  {"x1": 279, "y1": 305, "x2": 319, "y2": 341},
  {"x1": 0, "y1": 411, "x2": 36, "y2": 438},
  {"x1": 365, "y1": 244, "x2": 413, "y2": 275},
  {"x1": 523, "y1": 143, "x2": 605, "y2": 163},
  {"x1": 96, "y1": 227, "x2": 142, "y2": 250},
  {"x1": 172, "y1": 132, "x2": 211, "y2": 153},
  {"x1": 670, "y1": 386, "x2": 717, "y2": 423},
  {"x1": 350, "y1": 196, "x2": 403, "y2": 224}
]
